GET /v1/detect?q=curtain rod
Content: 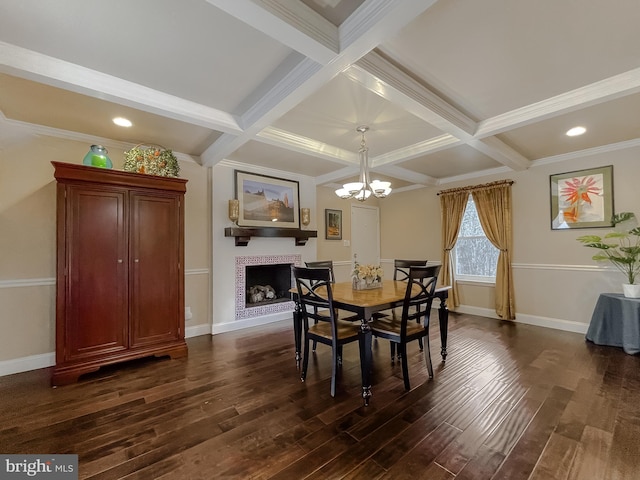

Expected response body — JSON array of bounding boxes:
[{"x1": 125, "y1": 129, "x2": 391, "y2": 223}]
[{"x1": 437, "y1": 179, "x2": 514, "y2": 196}]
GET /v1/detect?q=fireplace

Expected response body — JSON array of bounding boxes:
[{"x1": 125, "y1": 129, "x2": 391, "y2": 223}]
[
  {"x1": 235, "y1": 254, "x2": 301, "y2": 320},
  {"x1": 246, "y1": 263, "x2": 292, "y2": 306}
]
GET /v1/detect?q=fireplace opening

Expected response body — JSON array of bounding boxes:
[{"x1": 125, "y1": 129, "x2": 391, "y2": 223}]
[{"x1": 245, "y1": 263, "x2": 293, "y2": 307}]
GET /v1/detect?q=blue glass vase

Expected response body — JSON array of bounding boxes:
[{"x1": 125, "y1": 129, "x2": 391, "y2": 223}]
[{"x1": 82, "y1": 145, "x2": 112, "y2": 169}]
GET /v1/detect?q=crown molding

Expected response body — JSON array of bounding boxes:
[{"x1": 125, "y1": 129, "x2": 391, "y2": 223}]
[
  {"x1": 476, "y1": 67, "x2": 640, "y2": 138},
  {"x1": 530, "y1": 137, "x2": 640, "y2": 167},
  {"x1": 0, "y1": 41, "x2": 241, "y2": 134},
  {"x1": 437, "y1": 166, "x2": 514, "y2": 185},
  {"x1": 0, "y1": 113, "x2": 200, "y2": 164}
]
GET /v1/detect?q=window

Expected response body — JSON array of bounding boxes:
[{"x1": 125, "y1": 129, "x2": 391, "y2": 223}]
[{"x1": 454, "y1": 197, "x2": 499, "y2": 282}]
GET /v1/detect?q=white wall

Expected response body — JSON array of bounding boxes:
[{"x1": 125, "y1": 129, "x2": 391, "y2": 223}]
[{"x1": 210, "y1": 161, "x2": 317, "y2": 333}]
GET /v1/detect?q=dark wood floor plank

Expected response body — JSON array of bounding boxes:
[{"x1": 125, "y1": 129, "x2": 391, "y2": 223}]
[
  {"x1": 567, "y1": 425, "x2": 612, "y2": 480},
  {"x1": 379, "y1": 422, "x2": 460, "y2": 480},
  {"x1": 528, "y1": 432, "x2": 578, "y2": 480},
  {"x1": 341, "y1": 458, "x2": 387, "y2": 480},
  {"x1": 455, "y1": 444, "x2": 506, "y2": 480},
  {"x1": 492, "y1": 385, "x2": 574, "y2": 480},
  {"x1": 1, "y1": 312, "x2": 639, "y2": 479},
  {"x1": 435, "y1": 398, "x2": 514, "y2": 474}
]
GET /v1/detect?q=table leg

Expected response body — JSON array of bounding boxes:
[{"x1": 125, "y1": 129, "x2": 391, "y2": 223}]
[
  {"x1": 293, "y1": 302, "x2": 302, "y2": 367},
  {"x1": 438, "y1": 296, "x2": 449, "y2": 361},
  {"x1": 358, "y1": 319, "x2": 373, "y2": 406}
]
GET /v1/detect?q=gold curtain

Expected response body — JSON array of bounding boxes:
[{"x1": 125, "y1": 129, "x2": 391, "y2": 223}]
[
  {"x1": 471, "y1": 182, "x2": 515, "y2": 319},
  {"x1": 439, "y1": 190, "x2": 469, "y2": 308}
]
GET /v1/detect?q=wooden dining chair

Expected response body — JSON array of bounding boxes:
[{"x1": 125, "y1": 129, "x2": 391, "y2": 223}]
[
  {"x1": 305, "y1": 260, "x2": 335, "y2": 283},
  {"x1": 293, "y1": 266, "x2": 362, "y2": 397},
  {"x1": 387, "y1": 259, "x2": 428, "y2": 358},
  {"x1": 305, "y1": 260, "x2": 338, "y2": 351},
  {"x1": 370, "y1": 264, "x2": 441, "y2": 390},
  {"x1": 394, "y1": 259, "x2": 428, "y2": 281}
]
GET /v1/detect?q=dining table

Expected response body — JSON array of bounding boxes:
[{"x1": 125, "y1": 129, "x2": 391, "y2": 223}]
[{"x1": 290, "y1": 279, "x2": 451, "y2": 405}]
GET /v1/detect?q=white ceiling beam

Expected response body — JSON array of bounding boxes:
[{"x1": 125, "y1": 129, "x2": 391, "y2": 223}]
[
  {"x1": 315, "y1": 165, "x2": 360, "y2": 185},
  {"x1": 257, "y1": 126, "x2": 357, "y2": 165},
  {"x1": 201, "y1": 0, "x2": 442, "y2": 166},
  {"x1": 205, "y1": 0, "x2": 338, "y2": 64},
  {"x1": 201, "y1": 55, "x2": 326, "y2": 165},
  {"x1": 347, "y1": 51, "x2": 530, "y2": 171},
  {"x1": 372, "y1": 134, "x2": 462, "y2": 167},
  {"x1": 467, "y1": 136, "x2": 530, "y2": 171},
  {"x1": 348, "y1": 52, "x2": 476, "y2": 138},
  {"x1": 0, "y1": 41, "x2": 241, "y2": 134},
  {"x1": 340, "y1": 0, "x2": 438, "y2": 52},
  {"x1": 476, "y1": 67, "x2": 640, "y2": 138},
  {"x1": 372, "y1": 164, "x2": 438, "y2": 186}
]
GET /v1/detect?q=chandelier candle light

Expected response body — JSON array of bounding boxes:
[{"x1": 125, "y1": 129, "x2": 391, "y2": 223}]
[{"x1": 335, "y1": 126, "x2": 392, "y2": 201}]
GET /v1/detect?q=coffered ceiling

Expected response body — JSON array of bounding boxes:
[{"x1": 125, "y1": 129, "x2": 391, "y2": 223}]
[{"x1": 1, "y1": 0, "x2": 639, "y2": 192}]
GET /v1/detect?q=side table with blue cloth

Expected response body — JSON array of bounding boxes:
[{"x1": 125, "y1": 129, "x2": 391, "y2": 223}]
[{"x1": 586, "y1": 293, "x2": 640, "y2": 354}]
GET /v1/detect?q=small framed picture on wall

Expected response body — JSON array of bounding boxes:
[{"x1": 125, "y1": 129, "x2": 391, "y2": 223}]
[{"x1": 325, "y1": 209, "x2": 342, "y2": 240}]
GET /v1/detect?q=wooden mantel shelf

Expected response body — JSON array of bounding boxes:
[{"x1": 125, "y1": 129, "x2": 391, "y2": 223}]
[{"x1": 224, "y1": 227, "x2": 317, "y2": 246}]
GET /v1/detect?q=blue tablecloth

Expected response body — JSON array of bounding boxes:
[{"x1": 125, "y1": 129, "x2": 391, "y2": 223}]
[{"x1": 586, "y1": 293, "x2": 640, "y2": 354}]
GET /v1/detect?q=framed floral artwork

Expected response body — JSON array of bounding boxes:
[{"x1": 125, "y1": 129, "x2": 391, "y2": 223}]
[{"x1": 550, "y1": 165, "x2": 614, "y2": 230}]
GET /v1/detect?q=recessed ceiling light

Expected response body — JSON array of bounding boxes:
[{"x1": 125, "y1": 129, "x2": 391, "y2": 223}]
[
  {"x1": 113, "y1": 117, "x2": 132, "y2": 127},
  {"x1": 566, "y1": 126, "x2": 586, "y2": 137}
]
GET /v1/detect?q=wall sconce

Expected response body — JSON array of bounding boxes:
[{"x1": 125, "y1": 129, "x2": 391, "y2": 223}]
[
  {"x1": 228, "y1": 199, "x2": 239, "y2": 225},
  {"x1": 300, "y1": 208, "x2": 310, "y2": 227}
]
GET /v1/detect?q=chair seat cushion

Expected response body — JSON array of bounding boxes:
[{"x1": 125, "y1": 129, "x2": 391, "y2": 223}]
[
  {"x1": 308, "y1": 319, "x2": 361, "y2": 341},
  {"x1": 370, "y1": 317, "x2": 425, "y2": 338}
]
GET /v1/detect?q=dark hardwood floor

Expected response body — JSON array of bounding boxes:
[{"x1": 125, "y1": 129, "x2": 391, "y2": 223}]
[{"x1": 1, "y1": 312, "x2": 639, "y2": 479}]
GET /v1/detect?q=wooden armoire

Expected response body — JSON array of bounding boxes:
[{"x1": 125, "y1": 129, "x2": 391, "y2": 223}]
[{"x1": 52, "y1": 162, "x2": 188, "y2": 386}]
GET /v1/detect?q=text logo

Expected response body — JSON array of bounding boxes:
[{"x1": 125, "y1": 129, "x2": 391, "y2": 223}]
[{"x1": 1, "y1": 455, "x2": 78, "y2": 479}]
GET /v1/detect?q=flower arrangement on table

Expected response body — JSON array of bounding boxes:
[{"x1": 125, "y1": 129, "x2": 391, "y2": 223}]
[
  {"x1": 123, "y1": 144, "x2": 180, "y2": 177},
  {"x1": 352, "y1": 262, "x2": 384, "y2": 290}
]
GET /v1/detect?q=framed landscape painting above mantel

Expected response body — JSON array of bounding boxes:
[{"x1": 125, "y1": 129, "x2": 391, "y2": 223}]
[
  {"x1": 550, "y1": 165, "x2": 614, "y2": 230},
  {"x1": 235, "y1": 170, "x2": 300, "y2": 228}
]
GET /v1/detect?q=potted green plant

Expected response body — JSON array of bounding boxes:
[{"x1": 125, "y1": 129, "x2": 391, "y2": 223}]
[{"x1": 576, "y1": 212, "x2": 640, "y2": 298}]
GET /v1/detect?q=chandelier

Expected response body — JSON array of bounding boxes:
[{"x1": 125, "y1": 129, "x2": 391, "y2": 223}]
[{"x1": 335, "y1": 126, "x2": 392, "y2": 201}]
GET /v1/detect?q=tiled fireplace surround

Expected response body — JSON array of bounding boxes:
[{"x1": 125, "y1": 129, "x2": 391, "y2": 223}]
[{"x1": 234, "y1": 254, "x2": 301, "y2": 320}]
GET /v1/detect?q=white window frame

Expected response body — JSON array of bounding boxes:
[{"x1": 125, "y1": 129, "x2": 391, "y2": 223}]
[{"x1": 454, "y1": 197, "x2": 498, "y2": 284}]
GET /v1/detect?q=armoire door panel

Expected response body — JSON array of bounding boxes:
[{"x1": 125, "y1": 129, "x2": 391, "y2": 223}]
[
  {"x1": 67, "y1": 186, "x2": 128, "y2": 359},
  {"x1": 130, "y1": 192, "x2": 180, "y2": 347}
]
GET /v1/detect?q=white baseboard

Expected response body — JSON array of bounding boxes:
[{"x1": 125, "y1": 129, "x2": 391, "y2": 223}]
[
  {"x1": 0, "y1": 352, "x2": 55, "y2": 377},
  {"x1": 0, "y1": 324, "x2": 213, "y2": 378},
  {"x1": 212, "y1": 311, "x2": 291, "y2": 334},
  {"x1": 453, "y1": 305, "x2": 589, "y2": 334},
  {"x1": 186, "y1": 323, "x2": 211, "y2": 338}
]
